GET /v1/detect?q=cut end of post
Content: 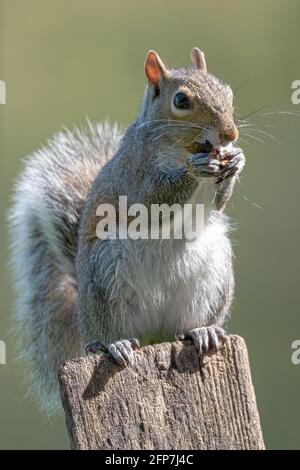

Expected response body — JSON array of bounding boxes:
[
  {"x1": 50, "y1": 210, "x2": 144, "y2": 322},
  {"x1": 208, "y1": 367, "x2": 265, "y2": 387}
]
[{"x1": 58, "y1": 335, "x2": 265, "y2": 450}]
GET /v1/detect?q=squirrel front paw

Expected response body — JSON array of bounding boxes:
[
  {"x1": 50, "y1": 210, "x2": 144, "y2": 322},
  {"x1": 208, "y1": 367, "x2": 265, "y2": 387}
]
[
  {"x1": 217, "y1": 148, "x2": 245, "y2": 182},
  {"x1": 85, "y1": 338, "x2": 140, "y2": 366},
  {"x1": 181, "y1": 325, "x2": 226, "y2": 355},
  {"x1": 186, "y1": 153, "x2": 221, "y2": 178}
]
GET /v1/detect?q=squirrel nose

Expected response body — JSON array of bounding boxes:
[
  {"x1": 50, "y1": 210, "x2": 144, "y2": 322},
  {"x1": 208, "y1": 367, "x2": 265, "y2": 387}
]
[{"x1": 220, "y1": 126, "x2": 239, "y2": 144}]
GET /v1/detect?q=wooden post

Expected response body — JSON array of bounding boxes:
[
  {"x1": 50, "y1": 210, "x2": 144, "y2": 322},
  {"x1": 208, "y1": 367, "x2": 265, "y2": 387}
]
[{"x1": 58, "y1": 335, "x2": 265, "y2": 450}]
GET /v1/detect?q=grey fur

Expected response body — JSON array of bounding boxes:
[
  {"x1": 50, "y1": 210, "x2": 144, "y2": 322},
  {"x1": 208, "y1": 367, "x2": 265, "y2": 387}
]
[
  {"x1": 9, "y1": 121, "x2": 123, "y2": 413},
  {"x1": 9, "y1": 52, "x2": 245, "y2": 414}
]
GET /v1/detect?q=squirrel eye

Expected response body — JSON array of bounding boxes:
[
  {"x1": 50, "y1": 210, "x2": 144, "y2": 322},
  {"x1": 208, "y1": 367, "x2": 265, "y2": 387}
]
[{"x1": 173, "y1": 92, "x2": 190, "y2": 110}]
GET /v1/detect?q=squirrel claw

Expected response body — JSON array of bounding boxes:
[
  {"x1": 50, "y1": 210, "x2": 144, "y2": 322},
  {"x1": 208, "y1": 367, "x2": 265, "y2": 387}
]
[
  {"x1": 216, "y1": 149, "x2": 245, "y2": 183},
  {"x1": 85, "y1": 340, "x2": 108, "y2": 355},
  {"x1": 186, "y1": 153, "x2": 221, "y2": 178},
  {"x1": 108, "y1": 338, "x2": 140, "y2": 366},
  {"x1": 85, "y1": 338, "x2": 140, "y2": 366},
  {"x1": 182, "y1": 326, "x2": 226, "y2": 356},
  {"x1": 175, "y1": 332, "x2": 186, "y2": 341}
]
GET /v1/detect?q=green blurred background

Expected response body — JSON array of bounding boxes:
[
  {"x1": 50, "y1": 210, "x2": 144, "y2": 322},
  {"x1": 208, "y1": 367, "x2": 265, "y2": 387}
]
[{"x1": 1, "y1": 0, "x2": 300, "y2": 449}]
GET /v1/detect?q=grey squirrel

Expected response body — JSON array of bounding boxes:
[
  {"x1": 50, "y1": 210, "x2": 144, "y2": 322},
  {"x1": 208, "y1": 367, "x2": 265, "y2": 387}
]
[{"x1": 9, "y1": 48, "x2": 245, "y2": 414}]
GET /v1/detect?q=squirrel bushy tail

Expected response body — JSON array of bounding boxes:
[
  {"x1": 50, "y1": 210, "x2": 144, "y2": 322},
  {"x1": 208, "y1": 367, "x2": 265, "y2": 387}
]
[{"x1": 9, "y1": 121, "x2": 123, "y2": 414}]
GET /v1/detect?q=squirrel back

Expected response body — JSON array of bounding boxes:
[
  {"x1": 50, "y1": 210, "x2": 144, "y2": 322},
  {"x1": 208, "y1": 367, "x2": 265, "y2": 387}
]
[{"x1": 9, "y1": 121, "x2": 123, "y2": 413}]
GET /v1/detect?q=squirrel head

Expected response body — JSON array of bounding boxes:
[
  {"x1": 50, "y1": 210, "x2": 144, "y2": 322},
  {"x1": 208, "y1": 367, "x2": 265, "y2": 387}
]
[{"x1": 140, "y1": 48, "x2": 238, "y2": 152}]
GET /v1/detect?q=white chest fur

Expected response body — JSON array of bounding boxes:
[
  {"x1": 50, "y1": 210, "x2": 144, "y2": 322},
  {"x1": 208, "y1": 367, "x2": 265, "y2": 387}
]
[{"x1": 116, "y1": 209, "x2": 232, "y2": 340}]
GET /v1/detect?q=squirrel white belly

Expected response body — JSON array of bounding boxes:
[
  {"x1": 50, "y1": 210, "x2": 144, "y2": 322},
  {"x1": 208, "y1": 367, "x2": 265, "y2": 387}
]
[
  {"x1": 9, "y1": 47, "x2": 245, "y2": 413},
  {"x1": 93, "y1": 217, "x2": 233, "y2": 343}
]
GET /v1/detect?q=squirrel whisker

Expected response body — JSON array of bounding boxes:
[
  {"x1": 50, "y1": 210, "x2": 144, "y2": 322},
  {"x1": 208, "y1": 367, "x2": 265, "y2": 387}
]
[
  {"x1": 240, "y1": 132, "x2": 265, "y2": 144},
  {"x1": 240, "y1": 127, "x2": 281, "y2": 144}
]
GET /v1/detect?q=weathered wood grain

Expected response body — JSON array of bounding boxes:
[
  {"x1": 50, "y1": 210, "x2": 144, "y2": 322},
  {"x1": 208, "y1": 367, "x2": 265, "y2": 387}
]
[{"x1": 58, "y1": 335, "x2": 264, "y2": 450}]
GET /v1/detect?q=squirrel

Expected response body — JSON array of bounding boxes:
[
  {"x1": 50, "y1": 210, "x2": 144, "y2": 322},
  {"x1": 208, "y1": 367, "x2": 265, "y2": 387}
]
[{"x1": 9, "y1": 47, "x2": 245, "y2": 414}]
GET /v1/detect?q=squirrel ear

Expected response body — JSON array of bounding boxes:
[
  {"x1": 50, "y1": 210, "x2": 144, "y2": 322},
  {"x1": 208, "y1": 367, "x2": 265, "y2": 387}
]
[
  {"x1": 190, "y1": 47, "x2": 207, "y2": 72},
  {"x1": 145, "y1": 50, "x2": 169, "y2": 97}
]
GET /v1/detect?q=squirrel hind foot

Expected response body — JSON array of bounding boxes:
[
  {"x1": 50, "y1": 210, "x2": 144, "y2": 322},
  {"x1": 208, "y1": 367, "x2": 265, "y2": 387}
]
[
  {"x1": 85, "y1": 338, "x2": 140, "y2": 367},
  {"x1": 182, "y1": 325, "x2": 226, "y2": 356}
]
